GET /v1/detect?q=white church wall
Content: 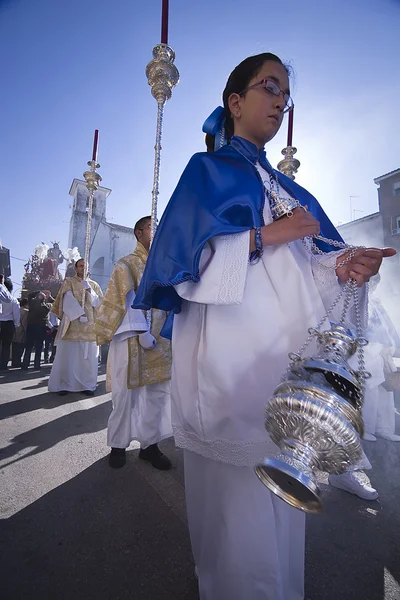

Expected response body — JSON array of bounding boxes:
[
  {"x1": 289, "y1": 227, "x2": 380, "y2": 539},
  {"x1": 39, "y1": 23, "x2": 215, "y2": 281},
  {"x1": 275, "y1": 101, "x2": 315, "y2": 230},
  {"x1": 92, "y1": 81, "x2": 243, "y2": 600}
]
[
  {"x1": 109, "y1": 226, "x2": 136, "y2": 263},
  {"x1": 84, "y1": 223, "x2": 136, "y2": 291},
  {"x1": 337, "y1": 213, "x2": 383, "y2": 247}
]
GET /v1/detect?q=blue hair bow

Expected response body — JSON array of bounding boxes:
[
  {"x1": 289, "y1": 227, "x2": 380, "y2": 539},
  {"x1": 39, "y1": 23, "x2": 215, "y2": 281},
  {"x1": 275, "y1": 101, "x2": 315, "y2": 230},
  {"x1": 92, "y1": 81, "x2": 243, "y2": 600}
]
[{"x1": 202, "y1": 106, "x2": 227, "y2": 151}]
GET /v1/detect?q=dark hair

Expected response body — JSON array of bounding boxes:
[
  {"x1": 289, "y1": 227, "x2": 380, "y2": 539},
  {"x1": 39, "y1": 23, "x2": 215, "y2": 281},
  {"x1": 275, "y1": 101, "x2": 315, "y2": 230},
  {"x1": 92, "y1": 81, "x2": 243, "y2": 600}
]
[
  {"x1": 4, "y1": 278, "x2": 13, "y2": 292},
  {"x1": 134, "y1": 216, "x2": 151, "y2": 240},
  {"x1": 75, "y1": 258, "x2": 84, "y2": 267},
  {"x1": 207, "y1": 53, "x2": 290, "y2": 151},
  {"x1": 205, "y1": 133, "x2": 215, "y2": 153},
  {"x1": 29, "y1": 291, "x2": 45, "y2": 307},
  {"x1": 20, "y1": 297, "x2": 29, "y2": 307}
]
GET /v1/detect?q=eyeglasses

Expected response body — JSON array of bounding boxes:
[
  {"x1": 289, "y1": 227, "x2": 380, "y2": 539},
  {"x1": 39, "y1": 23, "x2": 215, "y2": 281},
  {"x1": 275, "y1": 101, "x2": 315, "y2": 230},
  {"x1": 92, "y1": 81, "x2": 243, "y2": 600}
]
[
  {"x1": 239, "y1": 79, "x2": 293, "y2": 113},
  {"x1": 137, "y1": 223, "x2": 152, "y2": 231}
]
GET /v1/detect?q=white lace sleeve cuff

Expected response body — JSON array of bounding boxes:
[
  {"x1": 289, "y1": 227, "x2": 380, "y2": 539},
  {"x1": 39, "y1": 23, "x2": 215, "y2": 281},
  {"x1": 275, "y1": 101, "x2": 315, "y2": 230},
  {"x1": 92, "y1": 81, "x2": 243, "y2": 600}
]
[{"x1": 175, "y1": 231, "x2": 250, "y2": 305}]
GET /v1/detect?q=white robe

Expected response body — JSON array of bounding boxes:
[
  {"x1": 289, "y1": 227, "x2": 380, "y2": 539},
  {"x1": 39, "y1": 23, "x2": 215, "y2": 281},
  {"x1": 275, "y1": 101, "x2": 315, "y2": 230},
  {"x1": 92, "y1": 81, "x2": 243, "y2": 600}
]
[
  {"x1": 48, "y1": 290, "x2": 100, "y2": 393},
  {"x1": 106, "y1": 290, "x2": 172, "y2": 449},
  {"x1": 172, "y1": 162, "x2": 367, "y2": 600},
  {"x1": 362, "y1": 296, "x2": 399, "y2": 437}
]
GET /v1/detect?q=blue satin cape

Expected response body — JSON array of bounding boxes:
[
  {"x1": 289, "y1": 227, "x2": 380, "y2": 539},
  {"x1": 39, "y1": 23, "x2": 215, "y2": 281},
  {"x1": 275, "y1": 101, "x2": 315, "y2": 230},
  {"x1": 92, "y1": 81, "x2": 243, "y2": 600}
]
[{"x1": 134, "y1": 136, "x2": 343, "y2": 335}]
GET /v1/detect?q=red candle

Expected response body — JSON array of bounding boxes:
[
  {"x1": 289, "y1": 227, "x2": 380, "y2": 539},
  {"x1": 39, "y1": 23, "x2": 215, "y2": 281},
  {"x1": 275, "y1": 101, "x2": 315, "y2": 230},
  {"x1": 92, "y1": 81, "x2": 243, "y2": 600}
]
[
  {"x1": 161, "y1": 0, "x2": 169, "y2": 44},
  {"x1": 92, "y1": 129, "x2": 99, "y2": 162},
  {"x1": 287, "y1": 106, "x2": 294, "y2": 147}
]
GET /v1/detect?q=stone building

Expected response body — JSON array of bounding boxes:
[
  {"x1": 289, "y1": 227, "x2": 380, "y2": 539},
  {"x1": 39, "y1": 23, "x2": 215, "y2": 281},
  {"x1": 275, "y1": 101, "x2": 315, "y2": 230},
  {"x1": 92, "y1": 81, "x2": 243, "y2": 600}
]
[
  {"x1": 374, "y1": 168, "x2": 400, "y2": 253},
  {"x1": 0, "y1": 245, "x2": 11, "y2": 278}
]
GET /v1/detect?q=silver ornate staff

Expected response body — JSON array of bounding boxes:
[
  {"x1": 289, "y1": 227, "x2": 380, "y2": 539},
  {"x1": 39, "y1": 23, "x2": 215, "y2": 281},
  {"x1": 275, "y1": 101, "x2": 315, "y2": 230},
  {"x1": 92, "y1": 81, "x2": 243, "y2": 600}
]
[
  {"x1": 82, "y1": 130, "x2": 102, "y2": 308},
  {"x1": 145, "y1": 3, "x2": 179, "y2": 242},
  {"x1": 277, "y1": 146, "x2": 300, "y2": 180},
  {"x1": 144, "y1": 1, "x2": 179, "y2": 327}
]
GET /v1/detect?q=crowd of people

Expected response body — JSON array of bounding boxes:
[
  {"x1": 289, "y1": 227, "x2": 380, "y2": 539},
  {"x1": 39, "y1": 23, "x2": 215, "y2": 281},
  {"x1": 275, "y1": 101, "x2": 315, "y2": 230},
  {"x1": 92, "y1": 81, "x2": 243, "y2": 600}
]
[
  {"x1": 0, "y1": 275, "x2": 58, "y2": 372},
  {"x1": 1, "y1": 51, "x2": 399, "y2": 600}
]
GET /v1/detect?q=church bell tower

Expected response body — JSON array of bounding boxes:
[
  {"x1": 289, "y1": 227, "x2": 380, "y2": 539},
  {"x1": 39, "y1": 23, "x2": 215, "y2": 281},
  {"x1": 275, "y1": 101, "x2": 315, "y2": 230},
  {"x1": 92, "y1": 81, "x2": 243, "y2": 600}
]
[{"x1": 68, "y1": 178, "x2": 112, "y2": 258}]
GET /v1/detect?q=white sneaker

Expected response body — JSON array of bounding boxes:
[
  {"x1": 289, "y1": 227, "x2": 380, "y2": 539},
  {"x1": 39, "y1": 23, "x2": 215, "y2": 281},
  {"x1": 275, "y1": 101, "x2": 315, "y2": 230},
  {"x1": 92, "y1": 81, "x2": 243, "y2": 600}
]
[
  {"x1": 375, "y1": 431, "x2": 400, "y2": 442},
  {"x1": 329, "y1": 472, "x2": 379, "y2": 500},
  {"x1": 363, "y1": 432, "x2": 377, "y2": 442}
]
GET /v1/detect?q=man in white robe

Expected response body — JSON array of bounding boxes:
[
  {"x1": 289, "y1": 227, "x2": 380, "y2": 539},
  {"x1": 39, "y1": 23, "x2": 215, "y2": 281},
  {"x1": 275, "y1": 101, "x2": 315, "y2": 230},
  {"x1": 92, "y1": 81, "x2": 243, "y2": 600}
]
[
  {"x1": 95, "y1": 217, "x2": 172, "y2": 470},
  {"x1": 48, "y1": 259, "x2": 102, "y2": 396}
]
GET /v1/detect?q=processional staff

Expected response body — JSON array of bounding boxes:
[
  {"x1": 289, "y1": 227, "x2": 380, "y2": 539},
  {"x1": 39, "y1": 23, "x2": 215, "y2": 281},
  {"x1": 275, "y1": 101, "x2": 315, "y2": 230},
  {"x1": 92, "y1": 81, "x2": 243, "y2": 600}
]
[
  {"x1": 82, "y1": 129, "x2": 102, "y2": 308},
  {"x1": 143, "y1": 0, "x2": 179, "y2": 327},
  {"x1": 277, "y1": 105, "x2": 300, "y2": 180},
  {"x1": 145, "y1": 0, "x2": 179, "y2": 243}
]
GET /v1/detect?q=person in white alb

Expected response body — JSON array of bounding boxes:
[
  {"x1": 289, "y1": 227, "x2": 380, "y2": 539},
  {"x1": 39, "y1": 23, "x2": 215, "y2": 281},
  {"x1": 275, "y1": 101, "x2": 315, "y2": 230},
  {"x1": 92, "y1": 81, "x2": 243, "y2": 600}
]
[
  {"x1": 132, "y1": 53, "x2": 396, "y2": 600},
  {"x1": 329, "y1": 276, "x2": 400, "y2": 501},
  {"x1": 0, "y1": 277, "x2": 20, "y2": 371},
  {"x1": 95, "y1": 216, "x2": 172, "y2": 470},
  {"x1": 361, "y1": 275, "x2": 400, "y2": 441},
  {"x1": 48, "y1": 259, "x2": 102, "y2": 396}
]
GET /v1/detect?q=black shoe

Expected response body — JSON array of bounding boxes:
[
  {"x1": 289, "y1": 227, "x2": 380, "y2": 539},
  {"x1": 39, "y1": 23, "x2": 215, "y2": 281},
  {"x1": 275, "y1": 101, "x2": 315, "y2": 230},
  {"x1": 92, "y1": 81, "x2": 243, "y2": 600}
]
[
  {"x1": 139, "y1": 444, "x2": 172, "y2": 471},
  {"x1": 83, "y1": 390, "x2": 95, "y2": 397},
  {"x1": 59, "y1": 390, "x2": 69, "y2": 396},
  {"x1": 109, "y1": 448, "x2": 126, "y2": 469}
]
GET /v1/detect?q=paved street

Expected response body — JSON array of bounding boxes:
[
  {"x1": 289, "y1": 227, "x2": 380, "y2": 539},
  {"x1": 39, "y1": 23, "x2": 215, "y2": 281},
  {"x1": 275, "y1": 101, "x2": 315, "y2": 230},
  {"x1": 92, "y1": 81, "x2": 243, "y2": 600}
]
[{"x1": 1, "y1": 366, "x2": 399, "y2": 600}]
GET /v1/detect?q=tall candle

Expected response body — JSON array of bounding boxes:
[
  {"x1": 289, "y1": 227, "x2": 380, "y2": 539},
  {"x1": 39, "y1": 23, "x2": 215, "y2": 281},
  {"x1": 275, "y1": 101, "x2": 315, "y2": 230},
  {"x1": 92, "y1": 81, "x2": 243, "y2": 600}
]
[
  {"x1": 92, "y1": 129, "x2": 99, "y2": 162},
  {"x1": 161, "y1": 0, "x2": 169, "y2": 44},
  {"x1": 287, "y1": 106, "x2": 294, "y2": 147}
]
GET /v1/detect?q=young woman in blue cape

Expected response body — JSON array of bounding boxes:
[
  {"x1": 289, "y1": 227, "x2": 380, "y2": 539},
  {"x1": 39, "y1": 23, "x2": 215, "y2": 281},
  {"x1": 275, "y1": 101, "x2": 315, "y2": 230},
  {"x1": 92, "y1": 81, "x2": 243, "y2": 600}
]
[{"x1": 134, "y1": 53, "x2": 395, "y2": 600}]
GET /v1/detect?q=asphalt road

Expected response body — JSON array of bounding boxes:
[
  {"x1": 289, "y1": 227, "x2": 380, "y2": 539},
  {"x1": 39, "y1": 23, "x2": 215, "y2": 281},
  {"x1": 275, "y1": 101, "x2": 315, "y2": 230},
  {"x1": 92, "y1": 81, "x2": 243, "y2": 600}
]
[{"x1": 1, "y1": 365, "x2": 399, "y2": 600}]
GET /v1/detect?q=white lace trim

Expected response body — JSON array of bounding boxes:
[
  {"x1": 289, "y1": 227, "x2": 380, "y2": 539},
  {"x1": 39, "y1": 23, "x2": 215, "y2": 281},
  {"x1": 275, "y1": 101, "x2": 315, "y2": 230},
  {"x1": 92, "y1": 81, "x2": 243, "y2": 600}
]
[
  {"x1": 215, "y1": 232, "x2": 249, "y2": 305},
  {"x1": 311, "y1": 249, "x2": 344, "y2": 289},
  {"x1": 173, "y1": 426, "x2": 278, "y2": 467}
]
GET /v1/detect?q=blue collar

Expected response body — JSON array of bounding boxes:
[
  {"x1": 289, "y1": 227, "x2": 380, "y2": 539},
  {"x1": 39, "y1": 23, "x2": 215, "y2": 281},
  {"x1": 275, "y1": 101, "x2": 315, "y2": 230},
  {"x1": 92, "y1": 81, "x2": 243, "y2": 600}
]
[{"x1": 229, "y1": 136, "x2": 274, "y2": 174}]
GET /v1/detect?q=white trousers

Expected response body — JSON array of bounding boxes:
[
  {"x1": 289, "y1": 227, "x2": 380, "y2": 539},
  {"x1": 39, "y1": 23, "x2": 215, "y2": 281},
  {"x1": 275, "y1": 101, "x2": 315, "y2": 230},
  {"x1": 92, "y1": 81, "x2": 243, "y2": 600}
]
[
  {"x1": 107, "y1": 339, "x2": 172, "y2": 449},
  {"x1": 184, "y1": 450, "x2": 305, "y2": 600},
  {"x1": 363, "y1": 385, "x2": 397, "y2": 436}
]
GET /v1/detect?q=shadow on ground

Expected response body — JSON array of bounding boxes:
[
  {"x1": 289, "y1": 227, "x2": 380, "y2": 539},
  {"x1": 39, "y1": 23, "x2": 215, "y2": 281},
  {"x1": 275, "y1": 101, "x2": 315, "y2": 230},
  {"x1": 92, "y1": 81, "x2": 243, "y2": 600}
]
[
  {"x1": 305, "y1": 439, "x2": 400, "y2": 600},
  {"x1": 1, "y1": 385, "x2": 399, "y2": 599},
  {"x1": 0, "y1": 398, "x2": 111, "y2": 467},
  {"x1": 0, "y1": 446, "x2": 198, "y2": 600},
  {"x1": 0, "y1": 377, "x2": 108, "y2": 421}
]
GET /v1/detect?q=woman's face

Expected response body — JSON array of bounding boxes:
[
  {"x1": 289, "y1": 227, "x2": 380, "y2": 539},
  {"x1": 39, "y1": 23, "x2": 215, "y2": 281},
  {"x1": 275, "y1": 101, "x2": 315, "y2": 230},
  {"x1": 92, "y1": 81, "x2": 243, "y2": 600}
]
[{"x1": 230, "y1": 61, "x2": 290, "y2": 148}]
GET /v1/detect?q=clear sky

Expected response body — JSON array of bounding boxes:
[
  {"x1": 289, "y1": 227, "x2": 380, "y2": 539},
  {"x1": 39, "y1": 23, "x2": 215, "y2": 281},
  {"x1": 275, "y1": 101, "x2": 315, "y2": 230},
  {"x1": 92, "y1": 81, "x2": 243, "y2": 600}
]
[{"x1": 1, "y1": 0, "x2": 399, "y2": 294}]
